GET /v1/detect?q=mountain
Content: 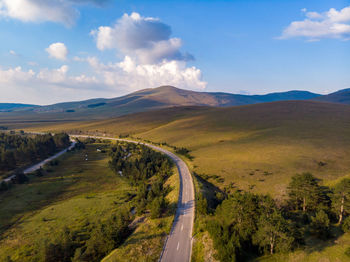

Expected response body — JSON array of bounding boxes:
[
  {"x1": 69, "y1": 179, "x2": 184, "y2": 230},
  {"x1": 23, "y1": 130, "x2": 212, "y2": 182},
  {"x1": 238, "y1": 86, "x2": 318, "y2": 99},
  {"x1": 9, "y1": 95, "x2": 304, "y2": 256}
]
[
  {"x1": 1, "y1": 86, "x2": 321, "y2": 120},
  {"x1": 313, "y1": 88, "x2": 350, "y2": 105},
  {"x1": 0, "y1": 103, "x2": 38, "y2": 112}
]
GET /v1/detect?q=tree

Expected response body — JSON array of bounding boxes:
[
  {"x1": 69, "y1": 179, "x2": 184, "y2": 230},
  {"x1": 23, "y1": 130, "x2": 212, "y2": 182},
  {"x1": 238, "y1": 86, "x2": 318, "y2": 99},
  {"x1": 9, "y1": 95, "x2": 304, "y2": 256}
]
[
  {"x1": 310, "y1": 210, "x2": 330, "y2": 239},
  {"x1": 253, "y1": 196, "x2": 294, "y2": 254},
  {"x1": 150, "y1": 196, "x2": 166, "y2": 219},
  {"x1": 332, "y1": 178, "x2": 350, "y2": 224},
  {"x1": 197, "y1": 195, "x2": 208, "y2": 215},
  {"x1": 12, "y1": 172, "x2": 28, "y2": 184},
  {"x1": 342, "y1": 216, "x2": 350, "y2": 232},
  {"x1": 288, "y1": 173, "x2": 321, "y2": 212}
]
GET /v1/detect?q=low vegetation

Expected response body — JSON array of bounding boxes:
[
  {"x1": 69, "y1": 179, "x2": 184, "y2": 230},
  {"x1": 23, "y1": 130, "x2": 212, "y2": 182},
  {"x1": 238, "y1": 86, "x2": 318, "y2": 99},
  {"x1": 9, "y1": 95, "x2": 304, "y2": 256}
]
[{"x1": 0, "y1": 140, "x2": 178, "y2": 262}]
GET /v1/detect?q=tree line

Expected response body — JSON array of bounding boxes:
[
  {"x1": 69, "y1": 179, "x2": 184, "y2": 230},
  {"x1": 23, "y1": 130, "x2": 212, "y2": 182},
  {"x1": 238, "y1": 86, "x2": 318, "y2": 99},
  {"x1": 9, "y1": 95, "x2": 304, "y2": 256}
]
[
  {"x1": 0, "y1": 132, "x2": 70, "y2": 176},
  {"x1": 109, "y1": 142, "x2": 174, "y2": 218},
  {"x1": 202, "y1": 172, "x2": 350, "y2": 261}
]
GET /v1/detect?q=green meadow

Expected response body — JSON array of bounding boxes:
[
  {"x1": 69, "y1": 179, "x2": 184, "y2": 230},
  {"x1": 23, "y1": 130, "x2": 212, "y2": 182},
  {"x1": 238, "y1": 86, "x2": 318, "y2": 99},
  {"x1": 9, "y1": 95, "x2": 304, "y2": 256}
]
[
  {"x1": 18, "y1": 101, "x2": 350, "y2": 197},
  {"x1": 3, "y1": 100, "x2": 350, "y2": 261},
  {"x1": 0, "y1": 141, "x2": 179, "y2": 262}
]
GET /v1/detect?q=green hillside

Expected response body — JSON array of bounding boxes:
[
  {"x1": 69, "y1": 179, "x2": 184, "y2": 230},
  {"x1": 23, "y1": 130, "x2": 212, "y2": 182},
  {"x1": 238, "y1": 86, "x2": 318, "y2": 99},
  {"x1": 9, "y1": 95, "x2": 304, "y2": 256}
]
[
  {"x1": 18, "y1": 100, "x2": 350, "y2": 197},
  {"x1": 0, "y1": 86, "x2": 321, "y2": 121}
]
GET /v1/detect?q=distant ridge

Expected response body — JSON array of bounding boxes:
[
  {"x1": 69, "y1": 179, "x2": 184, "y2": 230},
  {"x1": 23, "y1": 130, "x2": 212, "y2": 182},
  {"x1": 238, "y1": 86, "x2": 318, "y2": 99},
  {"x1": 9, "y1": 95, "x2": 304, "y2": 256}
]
[
  {"x1": 313, "y1": 88, "x2": 350, "y2": 105},
  {"x1": 2, "y1": 85, "x2": 348, "y2": 120},
  {"x1": 0, "y1": 103, "x2": 38, "y2": 112}
]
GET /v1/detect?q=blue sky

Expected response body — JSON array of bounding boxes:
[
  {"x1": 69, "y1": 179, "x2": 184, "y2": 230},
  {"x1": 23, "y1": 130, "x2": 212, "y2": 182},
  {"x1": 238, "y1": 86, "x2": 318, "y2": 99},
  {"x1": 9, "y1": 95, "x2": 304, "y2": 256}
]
[{"x1": 0, "y1": 0, "x2": 349, "y2": 104}]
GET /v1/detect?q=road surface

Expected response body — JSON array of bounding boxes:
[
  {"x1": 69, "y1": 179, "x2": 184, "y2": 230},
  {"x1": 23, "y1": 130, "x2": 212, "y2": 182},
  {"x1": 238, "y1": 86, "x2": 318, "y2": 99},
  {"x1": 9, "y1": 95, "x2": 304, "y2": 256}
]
[
  {"x1": 71, "y1": 135, "x2": 195, "y2": 262},
  {"x1": 2, "y1": 142, "x2": 76, "y2": 183}
]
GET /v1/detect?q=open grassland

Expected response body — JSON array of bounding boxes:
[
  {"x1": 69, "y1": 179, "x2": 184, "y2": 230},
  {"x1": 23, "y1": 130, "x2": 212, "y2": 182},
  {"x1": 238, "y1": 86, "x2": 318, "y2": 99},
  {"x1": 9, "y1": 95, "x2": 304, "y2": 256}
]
[
  {"x1": 16, "y1": 101, "x2": 350, "y2": 197},
  {"x1": 257, "y1": 232, "x2": 350, "y2": 262},
  {"x1": 0, "y1": 140, "x2": 179, "y2": 262},
  {"x1": 0, "y1": 143, "x2": 134, "y2": 261},
  {"x1": 4, "y1": 100, "x2": 350, "y2": 261}
]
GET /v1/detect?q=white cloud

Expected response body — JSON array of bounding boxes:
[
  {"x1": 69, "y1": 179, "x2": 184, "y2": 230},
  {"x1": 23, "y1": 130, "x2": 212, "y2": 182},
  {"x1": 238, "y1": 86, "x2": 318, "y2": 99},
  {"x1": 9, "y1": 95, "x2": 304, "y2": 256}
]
[
  {"x1": 280, "y1": 6, "x2": 350, "y2": 40},
  {"x1": 46, "y1": 43, "x2": 68, "y2": 61},
  {"x1": 9, "y1": 50, "x2": 17, "y2": 56},
  {"x1": 0, "y1": 0, "x2": 109, "y2": 26},
  {"x1": 91, "y1": 12, "x2": 194, "y2": 64},
  {"x1": 86, "y1": 56, "x2": 206, "y2": 92},
  {"x1": 0, "y1": 65, "x2": 103, "y2": 104},
  {"x1": 0, "y1": 11, "x2": 206, "y2": 104}
]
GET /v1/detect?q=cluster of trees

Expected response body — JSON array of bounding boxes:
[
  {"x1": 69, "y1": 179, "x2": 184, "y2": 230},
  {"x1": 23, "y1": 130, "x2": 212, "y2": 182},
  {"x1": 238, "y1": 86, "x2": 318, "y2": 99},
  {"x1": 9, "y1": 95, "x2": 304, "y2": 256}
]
[
  {"x1": 0, "y1": 133, "x2": 70, "y2": 175},
  {"x1": 206, "y1": 172, "x2": 350, "y2": 261},
  {"x1": 109, "y1": 142, "x2": 173, "y2": 218},
  {"x1": 44, "y1": 209, "x2": 131, "y2": 262},
  {"x1": 174, "y1": 147, "x2": 194, "y2": 160}
]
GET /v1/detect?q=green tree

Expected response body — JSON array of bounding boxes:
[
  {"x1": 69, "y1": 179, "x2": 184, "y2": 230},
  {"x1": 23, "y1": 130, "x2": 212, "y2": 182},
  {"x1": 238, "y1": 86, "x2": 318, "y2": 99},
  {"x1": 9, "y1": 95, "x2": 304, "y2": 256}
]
[
  {"x1": 342, "y1": 216, "x2": 350, "y2": 232},
  {"x1": 288, "y1": 173, "x2": 321, "y2": 212},
  {"x1": 332, "y1": 178, "x2": 350, "y2": 224},
  {"x1": 310, "y1": 210, "x2": 330, "y2": 239},
  {"x1": 253, "y1": 196, "x2": 294, "y2": 254},
  {"x1": 150, "y1": 196, "x2": 166, "y2": 219},
  {"x1": 197, "y1": 195, "x2": 208, "y2": 215}
]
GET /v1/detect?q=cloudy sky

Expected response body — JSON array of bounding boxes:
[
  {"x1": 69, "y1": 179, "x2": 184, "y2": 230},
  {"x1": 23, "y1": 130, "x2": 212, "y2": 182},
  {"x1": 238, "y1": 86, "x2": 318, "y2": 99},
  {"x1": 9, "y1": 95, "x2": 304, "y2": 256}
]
[{"x1": 0, "y1": 0, "x2": 349, "y2": 104}]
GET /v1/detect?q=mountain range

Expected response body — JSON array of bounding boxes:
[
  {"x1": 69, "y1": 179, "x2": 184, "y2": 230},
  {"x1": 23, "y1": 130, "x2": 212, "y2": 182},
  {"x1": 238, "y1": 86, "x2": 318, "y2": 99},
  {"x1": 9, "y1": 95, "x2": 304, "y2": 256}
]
[{"x1": 1, "y1": 86, "x2": 349, "y2": 119}]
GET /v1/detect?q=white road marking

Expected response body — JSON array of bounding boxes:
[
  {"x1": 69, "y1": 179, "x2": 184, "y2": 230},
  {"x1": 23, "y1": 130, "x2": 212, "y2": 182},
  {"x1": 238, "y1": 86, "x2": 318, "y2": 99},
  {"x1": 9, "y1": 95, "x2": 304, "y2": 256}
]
[
  {"x1": 181, "y1": 224, "x2": 184, "y2": 231},
  {"x1": 177, "y1": 242, "x2": 180, "y2": 251}
]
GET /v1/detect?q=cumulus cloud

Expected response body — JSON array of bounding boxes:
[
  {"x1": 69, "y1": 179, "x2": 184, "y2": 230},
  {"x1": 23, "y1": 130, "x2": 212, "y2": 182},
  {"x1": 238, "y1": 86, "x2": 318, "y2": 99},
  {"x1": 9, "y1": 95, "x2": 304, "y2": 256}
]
[
  {"x1": 91, "y1": 12, "x2": 194, "y2": 64},
  {"x1": 85, "y1": 56, "x2": 206, "y2": 92},
  {"x1": 0, "y1": 65, "x2": 101, "y2": 104},
  {"x1": 280, "y1": 6, "x2": 350, "y2": 40},
  {"x1": 0, "y1": 11, "x2": 206, "y2": 104},
  {"x1": 46, "y1": 43, "x2": 68, "y2": 61},
  {"x1": 0, "y1": 0, "x2": 109, "y2": 26}
]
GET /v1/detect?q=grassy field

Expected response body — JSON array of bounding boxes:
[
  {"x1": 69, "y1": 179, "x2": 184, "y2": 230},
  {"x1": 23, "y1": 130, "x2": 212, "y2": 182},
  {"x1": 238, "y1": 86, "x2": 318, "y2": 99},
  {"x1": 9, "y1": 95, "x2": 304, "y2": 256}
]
[
  {"x1": 0, "y1": 143, "x2": 134, "y2": 261},
  {"x1": 16, "y1": 101, "x2": 350, "y2": 197},
  {"x1": 0, "y1": 140, "x2": 180, "y2": 262},
  {"x1": 3, "y1": 100, "x2": 350, "y2": 261}
]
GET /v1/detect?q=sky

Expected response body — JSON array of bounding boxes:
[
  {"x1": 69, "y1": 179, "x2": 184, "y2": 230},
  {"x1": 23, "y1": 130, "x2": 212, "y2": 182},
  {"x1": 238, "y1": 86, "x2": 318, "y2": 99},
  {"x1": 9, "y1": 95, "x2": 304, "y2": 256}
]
[{"x1": 0, "y1": 0, "x2": 349, "y2": 105}]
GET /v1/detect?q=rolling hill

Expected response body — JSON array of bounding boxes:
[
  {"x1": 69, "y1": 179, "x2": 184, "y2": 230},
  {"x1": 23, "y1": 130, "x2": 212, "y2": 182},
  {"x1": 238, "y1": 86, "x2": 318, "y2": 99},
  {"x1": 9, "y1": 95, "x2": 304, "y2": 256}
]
[
  {"x1": 314, "y1": 88, "x2": 350, "y2": 104},
  {"x1": 0, "y1": 103, "x2": 38, "y2": 112},
  {"x1": 0, "y1": 86, "x2": 321, "y2": 119},
  {"x1": 18, "y1": 100, "x2": 350, "y2": 197}
]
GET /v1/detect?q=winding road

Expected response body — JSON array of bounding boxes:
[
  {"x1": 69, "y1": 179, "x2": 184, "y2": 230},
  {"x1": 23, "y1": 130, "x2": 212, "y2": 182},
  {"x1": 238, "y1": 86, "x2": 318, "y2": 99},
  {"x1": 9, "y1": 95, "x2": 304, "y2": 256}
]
[{"x1": 71, "y1": 135, "x2": 195, "y2": 262}]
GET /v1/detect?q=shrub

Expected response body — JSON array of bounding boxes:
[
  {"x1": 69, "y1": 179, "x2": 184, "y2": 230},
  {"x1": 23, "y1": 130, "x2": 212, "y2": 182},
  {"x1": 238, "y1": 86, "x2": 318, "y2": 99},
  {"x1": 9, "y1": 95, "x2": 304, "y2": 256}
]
[
  {"x1": 342, "y1": 216, "x2": 350, "y2": 232},
  {"x1": 345, "y1": 247, "x2": 350, "y2": 257},
  {"x1": 311, "y1": 210, "x2": 330, "y2": 239}
]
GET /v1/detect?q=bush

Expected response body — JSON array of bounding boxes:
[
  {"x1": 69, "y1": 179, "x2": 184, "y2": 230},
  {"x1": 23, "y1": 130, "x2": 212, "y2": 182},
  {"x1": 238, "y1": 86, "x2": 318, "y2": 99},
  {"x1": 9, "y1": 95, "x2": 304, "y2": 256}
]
[
  {"x1": 345, "y1": 247, "x2": 350, "y2": 257},
  {"x1": 197, "y1": 195, "x2": 208, "y2": 215},
  {"x1": 311, "y1": 210, "x2": 330, "y2": 239},
  {"x1": 342, "y1": 217, "x2": 350, "y2": 232},
  {"x1": 150, "y1": 196, "x2": 166, "y2": 219},
  {"x1": 12, "y1": 172, "x2": 28, "y2": 184},
  {"x1": 0, "y1": 181, "x2": 9, "y2": 192}
]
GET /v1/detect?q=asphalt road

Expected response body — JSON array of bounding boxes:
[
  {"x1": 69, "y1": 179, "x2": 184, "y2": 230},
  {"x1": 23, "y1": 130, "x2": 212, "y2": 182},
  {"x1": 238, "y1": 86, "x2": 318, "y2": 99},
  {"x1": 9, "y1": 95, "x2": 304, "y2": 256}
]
[{"x1": 71, "y1": 135, "x2": 195, "y2": 262}]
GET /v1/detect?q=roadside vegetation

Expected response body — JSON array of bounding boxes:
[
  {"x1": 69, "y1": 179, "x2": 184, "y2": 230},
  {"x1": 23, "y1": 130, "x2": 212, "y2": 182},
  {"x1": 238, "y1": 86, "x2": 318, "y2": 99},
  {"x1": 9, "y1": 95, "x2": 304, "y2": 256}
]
[
  {"x1": 0, "y1": 132, "x2": 70, "y2": 180},
  {"x1": 0, "y1": 140, "x2": 179, "y2": 262},
  {"x1": 193, "y1": 172, "x2": 350, "y2": 261}
]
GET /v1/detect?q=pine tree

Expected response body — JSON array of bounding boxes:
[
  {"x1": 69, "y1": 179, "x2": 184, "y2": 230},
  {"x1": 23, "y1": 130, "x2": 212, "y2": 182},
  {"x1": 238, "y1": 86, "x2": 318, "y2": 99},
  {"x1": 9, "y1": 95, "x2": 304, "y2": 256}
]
[
  {"x1": 288, "y1": 173, "x2": 321, "y2": 212},
  {"x1": 332, "y1": 178, "x2": 350, "y2": 224},
  {"x1": 253, "y1": 196, "x2": 294, "y2": 254}
]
